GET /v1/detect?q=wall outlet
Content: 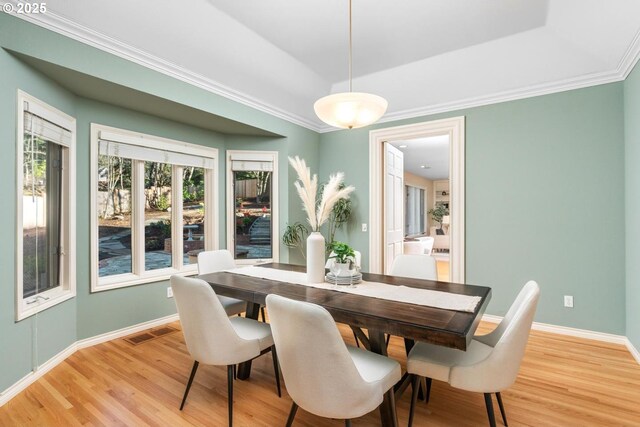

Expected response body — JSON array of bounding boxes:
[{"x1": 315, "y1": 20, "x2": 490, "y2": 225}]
[
  {"x1": 563, "y1": 295, "x2": 573, "y2": 308},
  {"x1": 362, "y1": 223, "x2": 368, "y2": 232},
  {"x1": 167, "y1": 287, "x2": 173, "y2": 298}
]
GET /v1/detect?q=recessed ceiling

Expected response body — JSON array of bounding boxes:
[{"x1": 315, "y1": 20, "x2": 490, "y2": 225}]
[
  {"x1": 10, "y1": 0, "x2": 640, "y2": 132},
  {"x1": 391, "y1": 136, "x2": 450, "y2": 180}
]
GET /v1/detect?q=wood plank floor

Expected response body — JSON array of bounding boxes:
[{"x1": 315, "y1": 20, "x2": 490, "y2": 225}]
[{"x1": 1, "y1": 320, "x2": 639, "y2": 426}]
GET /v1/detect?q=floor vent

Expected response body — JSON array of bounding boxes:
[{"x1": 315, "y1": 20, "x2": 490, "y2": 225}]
[{"x1": 124, "y1": 326, "x2": 178, "y2": 345}]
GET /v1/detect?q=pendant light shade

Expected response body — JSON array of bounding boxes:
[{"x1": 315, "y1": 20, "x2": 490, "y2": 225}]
[
  {"x1": 314, "y1": 92, "x2": 388, "y2": 129},
  {"x1": 314, "y1": 0, "x2": 388, "y2": 129}
]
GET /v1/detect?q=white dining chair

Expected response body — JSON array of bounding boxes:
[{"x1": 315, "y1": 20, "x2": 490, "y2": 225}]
[
  {"x1": 416, "y1": 236, "x2": 435, "y2": 256},
  {"x1": 403, "y1": 241, "x2": 424, "y2": 255},
  {"x1": 407, "y1": 281, "x2": 540, "y2": 427},
  {"x1": 197, "y1": 250, "x2": 252, "y2": 318},
  {"x1": 171, "y1": 276, "x2": 281, "y2": 427},
  {"x1": 325, "y1": 250, "x2": 362, "y2": 269},
  {"x1": 266, "y1": 294, "x2": 401, "y2": 426},
  {"x1": 390, "y1": 254, "x2": 438, "y2": 281}
]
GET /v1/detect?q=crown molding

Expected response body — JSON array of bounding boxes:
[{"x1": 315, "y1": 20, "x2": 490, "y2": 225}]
[
  {"x1": 8, "y1": 8, "x2": 323, "y2": 132},
  {"x1": 8, "y1": 6, "x2": 640, "y2": 135},
  {"x1": 619, "y1": 25, "x2": 640, "y2": 79}
]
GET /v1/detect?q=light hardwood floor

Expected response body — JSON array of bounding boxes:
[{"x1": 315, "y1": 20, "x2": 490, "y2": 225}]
[{"x1": 1, "y1": 321, "x2": 639, "y2": 426}]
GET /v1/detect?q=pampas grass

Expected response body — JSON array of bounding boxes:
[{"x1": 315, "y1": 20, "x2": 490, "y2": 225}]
[{"x1": 288, "y1": 156, "x2": 354, "y2": 232}]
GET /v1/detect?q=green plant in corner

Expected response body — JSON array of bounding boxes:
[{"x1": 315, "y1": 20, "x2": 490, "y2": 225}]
[
  {"x1": 328, "y1": 241, "x2": 355, "y2": 265},
  {"x1": 282, "y1": 222, "x2": 308, "y2": 259},
  {"x1": 428, "y1": 204, "x2": 450, "y2": 229},
  {"x1": 325, "y1": 183, "x2": 352, "y2": 253}
]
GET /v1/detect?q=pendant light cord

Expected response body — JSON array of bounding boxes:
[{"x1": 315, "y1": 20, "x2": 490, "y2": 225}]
[{"x1": 348, "y1": 0, "x2": 352, "y2": 93}]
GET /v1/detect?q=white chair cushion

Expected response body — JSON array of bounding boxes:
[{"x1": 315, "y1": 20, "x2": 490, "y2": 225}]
[
  {"x1": 347, "y1": 346, "x2": 401, "y2": 395},
  {"x1": 407, "y1": 339, "x2": 492, "y2": 382},
  {"x1": 229, "y1": 316, "x2": 274, "y2": 351},
  {"x1": 219, "y1": 295, "x2": 246, "y2": 316}
]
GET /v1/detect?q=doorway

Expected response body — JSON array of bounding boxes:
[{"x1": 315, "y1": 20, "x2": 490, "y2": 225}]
[{"x1": 368, "y1": 117, "x2": 465, "y2": 282}]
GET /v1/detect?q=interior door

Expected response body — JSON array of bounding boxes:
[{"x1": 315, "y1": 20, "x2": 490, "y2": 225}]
[{"x1": 384, "y1": 143, "x2": 404, "y2": 274}]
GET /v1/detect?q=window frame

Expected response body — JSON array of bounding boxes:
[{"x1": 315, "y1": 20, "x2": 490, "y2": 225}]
[
  {"x1": 90, "y1": 124, "x2": 219, "y2": 292},
  {"x1": 226, "y1": 150, "x2": 279, "y2": 265},
  {"x1": 15, "y1": 90, "x2": 77, "y2": 321}
]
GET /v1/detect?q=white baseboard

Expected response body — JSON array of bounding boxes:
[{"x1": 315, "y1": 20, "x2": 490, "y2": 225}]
[
  {"x1": 482, "y1": 314, "x2": 631, "y2": 346},
  {"x1": 625, "y1": 338, "x2": 640, "y2": 364},
  {"x1": 77, "y1": 313, "x2": 179, "y2": 350},
  {"x1": 0, "y1": 343, "x2": 77, "y2": 407},
  {"x1": 0, "y1": 313, "x2": 179, "y2": 407}
]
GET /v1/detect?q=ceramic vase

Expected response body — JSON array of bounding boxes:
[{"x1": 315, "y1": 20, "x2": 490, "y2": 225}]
[{"x1": 306, "y1": 231, "x2": 326, "y2": 283}]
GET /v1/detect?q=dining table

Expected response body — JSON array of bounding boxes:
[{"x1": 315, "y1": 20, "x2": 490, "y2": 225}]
[{"x1": 198, "y1": 262, "x2": 492, "y2": 427}]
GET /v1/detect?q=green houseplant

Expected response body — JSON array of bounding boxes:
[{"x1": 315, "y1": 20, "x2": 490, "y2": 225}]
[
  {"x1": 428, "y1": 204, "x2": 450, "y2": 231},
  {"x1": 328, "y1": 241, "x2": 356, "y2": 277}
]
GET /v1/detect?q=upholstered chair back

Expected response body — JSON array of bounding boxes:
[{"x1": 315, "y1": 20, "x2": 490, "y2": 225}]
[
  {"x1": 266, "y1": 294, "x2": 385, "y2": 419},
  {"x1": 197, "y1": 250, "x2": 236, "y2": 274},
  {"x1": 390, "y1": 254, "x2": 438, "y2": 281},
  {"x1": 171, "y1": 276, "x2": 260, "y2": 366},
  {"x1": 450, "y1": 281, "x2": 540, "y2": 392}
]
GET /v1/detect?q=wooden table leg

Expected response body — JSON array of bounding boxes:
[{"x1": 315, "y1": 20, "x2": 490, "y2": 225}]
[
  {"x1": 369, "y1": 329, "x2": 388, "y2": 356},
  {"x1": 237, "y1": 302, "x2": 261, "y2": 380},
  {"x1": 369, "y1": 329, "x2": 397, "y2": 427}
]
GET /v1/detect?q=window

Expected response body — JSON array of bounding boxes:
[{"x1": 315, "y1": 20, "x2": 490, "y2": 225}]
[
  {"x1": 16, "y1": 91, "x2": 76, "y2": 320},
  {"x1": 91, "y1": 125, "x2": 218, "y2": 291},
  {"x1": 227, "y1": 151, "x2": 278, "y2": 264},
  {"x1": 405, "y1": 185, "x2": 425, "y2": 236}
]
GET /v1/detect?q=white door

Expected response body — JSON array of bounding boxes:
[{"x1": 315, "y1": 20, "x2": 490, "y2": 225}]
[{"x1": 384, "y1": 143, "x2": 404, "y2": 274}]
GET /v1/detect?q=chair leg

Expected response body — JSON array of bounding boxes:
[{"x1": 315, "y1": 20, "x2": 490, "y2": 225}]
[
  {"x1": 271, "y1": 346, "x2": 282, "y2": 397},
  {"x1": 385, "y1": 334, "x2": 391, "y2": 347},
  {"x1": 426, "y1": 377, "x2": 432, "y2": 403},
  {"x1": 484, "y1": 393, "x2": 497, "y2": 427},
  {"x1": 180, "y1": 361, "x2": 199, "y2": 410},
  {"x1": 496, "y1": 392, "x2": 508, "y2": 426},
  {"x1": 260, "y1": 306, "x2": 266, "y2": 322},
  {"x1": 408, "y1": 375, "x2": 420, "y2": 427},
  {"x1": 227, "y1": 365, "x2": 234, "y2": 427},
  {"x1": 353, "y1": 330, "x2": 360, "y2": 348},
  {"x1": 345, "y1": 420, "x2": 352, "y2": 426},
  {"x1": 285, "y1": 402, "x2": 298, "y2": 427}
]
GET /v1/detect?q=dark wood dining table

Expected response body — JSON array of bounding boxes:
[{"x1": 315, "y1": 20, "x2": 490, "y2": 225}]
[{"x1": 198, "y1": 263, "x2": 491, "y2": 427}]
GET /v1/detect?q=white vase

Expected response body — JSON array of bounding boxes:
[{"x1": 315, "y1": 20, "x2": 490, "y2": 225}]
[{"x1": 306, "y1": 231, "x2": 326, "y2": 283}]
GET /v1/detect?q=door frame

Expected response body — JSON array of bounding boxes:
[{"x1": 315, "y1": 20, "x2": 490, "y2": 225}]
[{"x1": 368, "y1": 116, "x2": 465, "y2": 282}]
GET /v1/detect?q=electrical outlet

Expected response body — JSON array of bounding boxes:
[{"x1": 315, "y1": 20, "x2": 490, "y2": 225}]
[
  {"x1": 563, "y1": 295, "x2": 573, "y2": 308},
  {"x1": 167, "y1": 287, "x2": 173, "y2": 298},
  {"x1": 362, "y1": 223, "x2": 368, "y2": 232}
]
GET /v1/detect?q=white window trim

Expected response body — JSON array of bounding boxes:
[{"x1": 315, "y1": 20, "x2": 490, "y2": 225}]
[
  {"x1": 15, "y1": 90, "x2": 77, "y2": 321},
  {"x1": 226, "y1": 150, "x2": 279, "y2": 265},
  {"x1": 90, "y1": 124, "x2": 219, "y2": 292}
]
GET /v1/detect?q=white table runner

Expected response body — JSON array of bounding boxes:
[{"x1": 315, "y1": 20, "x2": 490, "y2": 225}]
[{"x1": 224, "y1": 266, "x2": 481, "y2": 313}]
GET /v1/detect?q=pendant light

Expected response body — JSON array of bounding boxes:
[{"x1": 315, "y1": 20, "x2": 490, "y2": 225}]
[{"x1": 314, "y1": 0, "x2": 388, "y2": 129}]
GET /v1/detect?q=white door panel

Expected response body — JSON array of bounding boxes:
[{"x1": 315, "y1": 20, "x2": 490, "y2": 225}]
[{"x1": 384, "y1": 143, "x2": 404, "y2": 274}]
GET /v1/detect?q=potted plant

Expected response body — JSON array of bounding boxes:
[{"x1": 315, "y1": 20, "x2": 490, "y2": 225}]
[
  {"x1": 328, "y1": 241, "x2": 356, "y2": 277},
  {"x1": 428, "y1": 204, "x2": 450, "y2": 234}
]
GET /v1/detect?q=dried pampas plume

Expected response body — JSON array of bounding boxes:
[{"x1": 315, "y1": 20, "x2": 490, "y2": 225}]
[{"x1": 288, "y1": 156, "x2": 354, "y2": 232}]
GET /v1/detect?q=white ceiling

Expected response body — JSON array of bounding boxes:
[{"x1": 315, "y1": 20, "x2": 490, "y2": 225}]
[
  {"x1": 390, "y1": 136, "x2": 450, "y2": 181},
  {"x1": 13, "y1": 0, "x2": 640, "y2": 132}
]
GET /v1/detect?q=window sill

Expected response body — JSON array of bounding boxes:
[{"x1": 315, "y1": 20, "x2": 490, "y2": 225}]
[
  {"x1": 17, "y1": 288, "x2": 75, "y2": 321},
  {"x1": 91, "y1": 266, "x2": 198, "y2": 293}
]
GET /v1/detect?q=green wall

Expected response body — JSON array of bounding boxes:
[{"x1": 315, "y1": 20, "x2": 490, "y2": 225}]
[
  {"x1": 0, "y1": 13, "x2": 320, "y2": 393},
  {"x1": 74, "y1": 98, "x2": 229, "y2": 339},
  {"x1": 320, "y1": 83, "x2": 626, "y2": 335},
  {"x1": 625, "y1": 62, "x2": 640, "y2": 351},
  {"x1": 0, "y1": 46, "x2": 78, "y2": 392},
  {"x1": 1, "y1": 9, "x2": 638, "y2": 398}
]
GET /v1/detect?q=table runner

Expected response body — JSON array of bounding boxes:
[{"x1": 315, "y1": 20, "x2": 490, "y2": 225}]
[{"x1": 224, "y1": 266, "x2": 481, "y2": 313}]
